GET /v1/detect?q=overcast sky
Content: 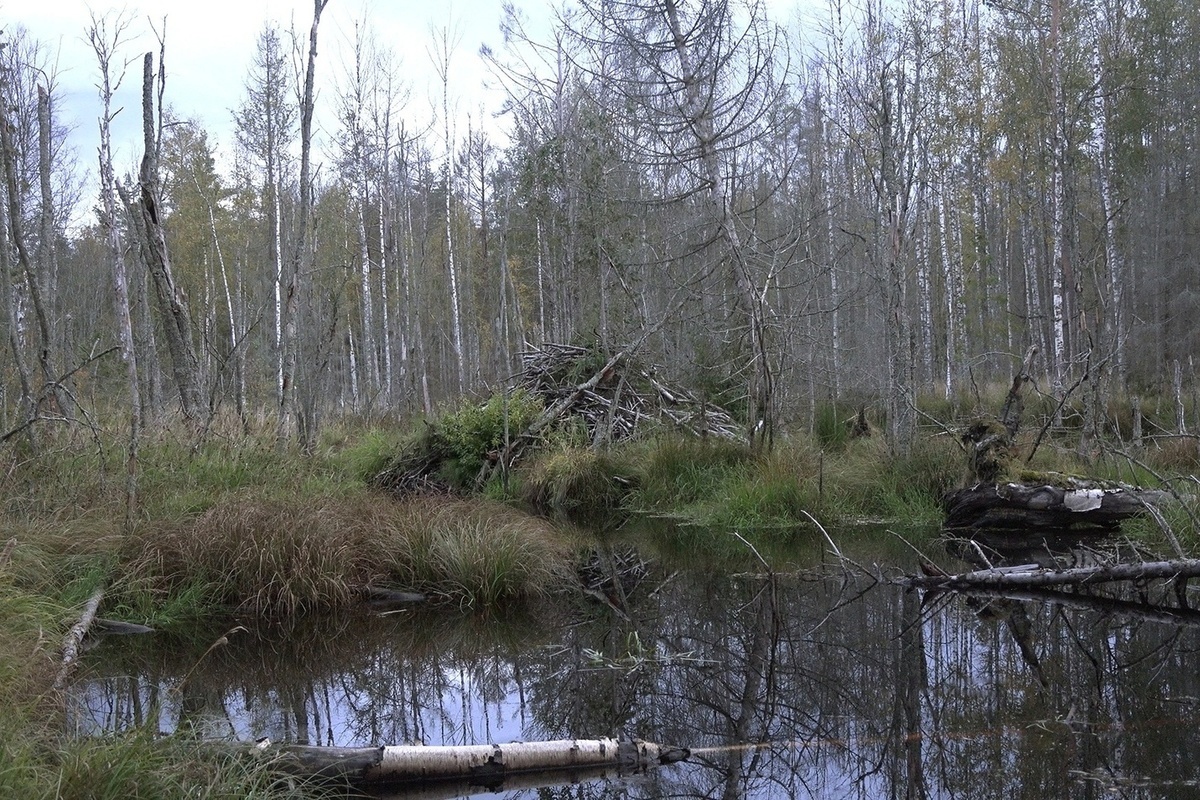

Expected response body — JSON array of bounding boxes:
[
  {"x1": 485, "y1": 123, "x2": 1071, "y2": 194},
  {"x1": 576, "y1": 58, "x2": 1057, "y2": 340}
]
[
  {"x1": 4, "y1": 0, "x2": 514, "y2": 216},
  {"x1": 3, "y1": 0, "x2": 815, "y2": 224}
]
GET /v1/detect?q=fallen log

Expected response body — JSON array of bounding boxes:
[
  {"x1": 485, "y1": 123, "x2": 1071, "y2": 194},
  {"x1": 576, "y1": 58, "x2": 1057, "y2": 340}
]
[
  {"x1": 905, "y1": 558, "x2": 1200, "y2": 591},
  {"x1": 274, "y1": 737, "x2": 688, "y2": 787},
  {"x1": 942, "y1": 482, "x2": 1168, "y2": 533},
  {"x1": 53, "y1": 585, "x2": 105, "y2": 691}
]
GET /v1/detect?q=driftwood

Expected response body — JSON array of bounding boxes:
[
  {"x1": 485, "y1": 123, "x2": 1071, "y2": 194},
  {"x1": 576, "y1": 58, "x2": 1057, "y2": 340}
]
[
  {"x1": 905, "y1": 558, "x2": 1200, "y2": 591},
  {"x1": 943, "y1": 482, "x2": 1169, "y2": 533},
  {"x1": 272, "y1": 737, "x2": 688, "y2": 788},
  {"x1": 91, "y1": 618, "x2": 155, "y2": 635}
]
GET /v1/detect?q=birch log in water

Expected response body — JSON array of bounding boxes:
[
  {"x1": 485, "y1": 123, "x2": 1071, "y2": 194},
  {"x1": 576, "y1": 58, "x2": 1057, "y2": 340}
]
[{"x1": 276, "y1": 737, "x2": 688, "y2": 786}]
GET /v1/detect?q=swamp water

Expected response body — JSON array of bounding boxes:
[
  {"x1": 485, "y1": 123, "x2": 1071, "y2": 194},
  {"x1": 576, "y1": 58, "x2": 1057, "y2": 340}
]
[{"x1": 70, "y1": 537, "x2": 1200, "y2": 799}]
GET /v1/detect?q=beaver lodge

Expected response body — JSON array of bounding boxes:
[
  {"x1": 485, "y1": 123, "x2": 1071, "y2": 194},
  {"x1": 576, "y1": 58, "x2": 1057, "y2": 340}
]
[{"x1": 372, "y1": 342, "x2": 745, "y2": 500}]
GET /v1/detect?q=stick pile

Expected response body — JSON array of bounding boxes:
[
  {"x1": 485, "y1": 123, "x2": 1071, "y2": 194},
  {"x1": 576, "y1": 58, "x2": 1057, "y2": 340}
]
[{"x1": 515, "y1": 342, "x2": 745, "y2": 445}]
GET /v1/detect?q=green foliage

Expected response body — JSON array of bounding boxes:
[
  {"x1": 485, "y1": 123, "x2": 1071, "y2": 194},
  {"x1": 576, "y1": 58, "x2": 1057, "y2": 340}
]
[
  {"x1": 323, "y1": 425, "x2": 409, "y2": 482},
  {"x1": 627, "y1": 436, "x2": 754, "y2": 511},
  {"x1": 437, "y1": 390, "x2": 544, "y2": 488},
  {"x1": 819, "y1": 435, "x2": 959, "y2": 524},
  {"x1": 813, "y1": 403, "x2": 852, "y2": 450},
  {"x1": 621, "y1": 430, "x2": 961, "y2": 546}
]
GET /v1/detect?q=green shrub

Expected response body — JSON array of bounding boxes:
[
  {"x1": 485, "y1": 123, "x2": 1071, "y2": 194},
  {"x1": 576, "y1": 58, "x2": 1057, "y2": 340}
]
[{"x1": 438, "y1": 390, "x2": 544, "y2": 487}]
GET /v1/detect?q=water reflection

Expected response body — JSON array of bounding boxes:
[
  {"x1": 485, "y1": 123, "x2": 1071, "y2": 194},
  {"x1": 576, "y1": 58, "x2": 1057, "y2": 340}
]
[{"x1": 71, "y1": 552, "x2": 1200, "y2": 798}]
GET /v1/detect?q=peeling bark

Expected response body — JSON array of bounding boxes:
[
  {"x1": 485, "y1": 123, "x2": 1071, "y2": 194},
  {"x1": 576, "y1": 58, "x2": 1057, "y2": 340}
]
[{"x1": 273, "y1": 737, "x2": 687, "y2": 786}]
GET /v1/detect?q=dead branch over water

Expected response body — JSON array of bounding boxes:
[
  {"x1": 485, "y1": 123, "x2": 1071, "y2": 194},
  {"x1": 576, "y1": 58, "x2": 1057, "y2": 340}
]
[{"x1": 904, "y1": 558, "x2": 1200, "y2": 591}]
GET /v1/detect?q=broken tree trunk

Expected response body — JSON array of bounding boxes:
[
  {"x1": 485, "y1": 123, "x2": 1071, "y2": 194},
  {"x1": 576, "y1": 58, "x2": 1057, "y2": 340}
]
[
  {"x1": 905, "y1": 557, "x2": 1200, "y2": 591},
  {"x1": 961, "y1": 346, "x2": 1038, "y2": 484},
  {"x1": 943, "y1": 482, "x2": 1169, "y2": 533},
  {"x1": 946, "y1": 345, "x2": 1168, "y2": 534},
  {"x1": 274, "y1": 737, "x2": 688, "y2": 786}
]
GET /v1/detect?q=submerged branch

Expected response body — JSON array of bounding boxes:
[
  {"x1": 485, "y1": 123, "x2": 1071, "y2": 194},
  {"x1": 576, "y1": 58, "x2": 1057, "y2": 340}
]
[{"x1": 931, "y1": 584, "x2": 1200, "y2": 627}]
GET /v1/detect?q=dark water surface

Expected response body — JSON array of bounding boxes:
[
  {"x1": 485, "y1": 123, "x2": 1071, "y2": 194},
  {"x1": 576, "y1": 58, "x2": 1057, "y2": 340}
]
[{"x1": 70, "y1": 538, "x2": 1200, "y2": 798}]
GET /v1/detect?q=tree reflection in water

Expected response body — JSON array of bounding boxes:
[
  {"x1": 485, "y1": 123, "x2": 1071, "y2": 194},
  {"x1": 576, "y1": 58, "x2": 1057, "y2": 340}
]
[{"x1": 71, "y1": 560, "x2": 1200, "y2": 798}]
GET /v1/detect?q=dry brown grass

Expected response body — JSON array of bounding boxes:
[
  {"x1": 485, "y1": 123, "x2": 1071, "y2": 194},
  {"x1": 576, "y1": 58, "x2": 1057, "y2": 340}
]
[{"x1": 118, "y1": 490, "x2": 574, "y2": 616}]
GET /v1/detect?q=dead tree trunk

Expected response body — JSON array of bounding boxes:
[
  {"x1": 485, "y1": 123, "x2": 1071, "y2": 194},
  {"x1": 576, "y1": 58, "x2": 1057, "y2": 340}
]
[
  {"x1": 131, "y1": 52, "x2": 203, "y2": 419},
  {"x1": 943, "y1": 482, "x2": 1167, "y2": 533},
  {"x1": 962, "y1": 345, "x2": 1038, "y2": 484}
]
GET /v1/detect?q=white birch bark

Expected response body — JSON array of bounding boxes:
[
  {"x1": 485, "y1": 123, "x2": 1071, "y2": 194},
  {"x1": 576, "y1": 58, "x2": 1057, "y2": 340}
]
[
  {"x1": 432, "y1": 25, "x2": 465, "y2": 394},
  {"x1": 917, "y1": 196, "x2": 934, "y2": 386},
  {"x1": 1090, "y1": 7, "x2": 1125, "y2": 387},
  {"x1": 90, "y1": 12, "x2": 141, "y2": 528},
  {"x1": 940, "y1": 186, "x2": 964, "y2": 399},
  {"x1": 1049, "y1": 0, "x2": 1068, "y2": 396}
]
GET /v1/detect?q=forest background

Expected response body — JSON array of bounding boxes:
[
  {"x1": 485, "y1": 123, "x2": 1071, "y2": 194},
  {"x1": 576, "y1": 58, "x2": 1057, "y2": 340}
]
[{"x1": 1, "y1": 0, "x2": 1194, "y2": 461}]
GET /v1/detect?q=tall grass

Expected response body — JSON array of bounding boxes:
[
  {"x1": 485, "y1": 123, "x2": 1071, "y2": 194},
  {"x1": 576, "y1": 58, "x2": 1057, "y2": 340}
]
[
  {"x1": 620, "y1": 432, "x2": 960, "y2": 537},
  {"x1": 521, "y1": 443, "x2": 638, "y2": 519},
  {"x1": 116, "y1": 490, "x2": 574, "y2": 617},
  {"x1": 396, "y1": 498, "x2": 575, "y2": 609}
]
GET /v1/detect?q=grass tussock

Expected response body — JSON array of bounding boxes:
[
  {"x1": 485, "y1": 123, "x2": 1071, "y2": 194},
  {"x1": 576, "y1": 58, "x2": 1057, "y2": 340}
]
[
  {"x1": 395, "y1": 498, "x2": 575, "y2": 609},
  {"x1": 521, "y1": 443, "x2": 638, "y2": 518},
  {"x1": 820, "y1": 434, "x2": 961, "y2": 524},
  {"x1": 117, "y1": 490, "x2": 573, "y2": 617}
]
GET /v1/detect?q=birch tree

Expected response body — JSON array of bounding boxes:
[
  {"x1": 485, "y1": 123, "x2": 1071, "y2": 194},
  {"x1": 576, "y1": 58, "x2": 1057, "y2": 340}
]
[
  {"x1": 278, "y1": 0, "x2": 328, "y2": 446},
  {"x1": 89, "y1": 11, "x2": 141, "y2": 528},
  {"x1": 430, "y1": 22, "x2": 466, "y2": 394}
]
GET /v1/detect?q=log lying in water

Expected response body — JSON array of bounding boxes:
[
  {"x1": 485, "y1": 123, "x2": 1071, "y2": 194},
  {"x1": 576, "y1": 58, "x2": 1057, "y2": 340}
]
[
  {"x1": 275, "y1": 737, "x2": 688, "y2": 788},
  {"x1": 942, "y1": 482, "x2": 1168, "y2": 533},
  {"x1": 905, "y1": 558, "x2": 1200, "y2": 591}
]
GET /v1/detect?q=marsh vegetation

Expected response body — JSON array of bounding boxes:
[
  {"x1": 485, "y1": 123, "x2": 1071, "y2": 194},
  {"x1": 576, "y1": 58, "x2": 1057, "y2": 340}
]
[{"x1": 2, "y1": 377, "x2": 1199, "y2": 796}]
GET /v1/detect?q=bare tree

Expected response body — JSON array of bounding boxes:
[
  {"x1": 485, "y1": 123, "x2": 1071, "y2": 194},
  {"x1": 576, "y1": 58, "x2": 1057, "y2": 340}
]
[
  {"x1": 89, "y1": 11, "x2": 140, "y2": 529},
  {"x1": 278, "y1": 0, "x2": 329, "y2": 446},
  {"x1": 562, "y1": 0, "x2": 791, "y2": 450},
  {"x1": 0, "y1": 39, "x2": 59, "y2": 421},
  {"x1": 429, "y1": 21, "x2": 466, "y2": 395},
  {"x1": 236, "y1": 23, "x2": 296, "y2": 411},
  {"x1": 123, "y1": 47, "x2": 204, "y2": 420}
]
